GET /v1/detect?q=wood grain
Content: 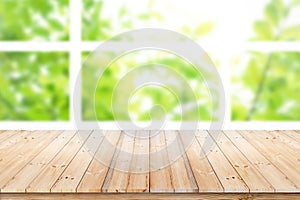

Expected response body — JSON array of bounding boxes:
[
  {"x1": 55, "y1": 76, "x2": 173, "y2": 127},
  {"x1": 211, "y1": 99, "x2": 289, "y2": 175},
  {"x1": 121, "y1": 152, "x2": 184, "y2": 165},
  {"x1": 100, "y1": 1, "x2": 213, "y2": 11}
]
[
  {"x1": 126, "y1": 130, "x2": 149, "y2": 192},
  {"x1": 51, "y1": 130, "x2": 104, "y2": 192},
  {"x1": 1, "y1": 193, "x2": 300, "y2": 200},
  {"x1": 26, "y1": 131, "x2": 92, "y2": 192},
  {"x1": 165, "y1": 131, "x2": 198, "y2": 192},
  {"x1": 239, "y1": 130, "x2": 300, "y2": 188},
  {"x1": 101, "y1": 131, "x2": 135, "y2": 192},
  {"x1": 0, "y1": 131, "x2": 62, "y2": 189},
  {"x1": 196, "y1": 131, "x2": 249, "y2": 192},
  {"x1": 0, "y1": 130, "x2": 299, "y2": 195},
  {"x1": 0, "y1": 130, "x2": 20, "y2": 143},
  {"x1": 150, "y1": 131, "x2": 174, "y2": 192},
  {"x1": 183, "y1": 133, "x2": 223, "y2": 192},
  {"x1": 209, "y1": 130, "x2": 274, "y2": 192},
  {"x1": 77, "y1": 130, "x2": 121, "y2": 192},
  {"x1": 1, "y1": 131, "x2": 76, "y2": 192},
  {"x1": 225, "y1": 130, "x2": 299, "y2": 192}
]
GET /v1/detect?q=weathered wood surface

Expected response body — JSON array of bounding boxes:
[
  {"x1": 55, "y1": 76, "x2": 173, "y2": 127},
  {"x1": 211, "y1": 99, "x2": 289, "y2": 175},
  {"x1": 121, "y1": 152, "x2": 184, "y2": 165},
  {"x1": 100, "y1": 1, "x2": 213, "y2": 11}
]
[{"x1": 0, "y1": 130, "x2": 299, "y2": 195}]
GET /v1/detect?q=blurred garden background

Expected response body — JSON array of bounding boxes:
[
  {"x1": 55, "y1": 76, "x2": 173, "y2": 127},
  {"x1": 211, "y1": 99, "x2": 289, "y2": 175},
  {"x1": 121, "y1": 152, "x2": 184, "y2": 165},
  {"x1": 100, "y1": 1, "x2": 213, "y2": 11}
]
[{"x1": 0, "y1": 0, "x2": 300, "y2": 121}]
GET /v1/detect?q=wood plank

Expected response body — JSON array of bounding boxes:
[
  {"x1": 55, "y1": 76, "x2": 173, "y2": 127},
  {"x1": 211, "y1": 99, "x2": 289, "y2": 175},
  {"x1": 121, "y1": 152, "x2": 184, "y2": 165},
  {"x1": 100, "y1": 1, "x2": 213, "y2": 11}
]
[
  {"x1": 209, "y1": 131, "x2": 274, "y2": 192},
  {"x1": 50, "y1": 130, "x2": 104, "y2": 192},
  {"x1": 26, "y1": 130, "x2": 92, "y2": 192},
  {"x1": 101, "y1": 131, "x2": 135, "y2": 192},
  {"x1": 0, "y1": 130, "x2": 19, "y2": 143},
  {"x1": 274, "y1": 130, "x2": 300, "y2": 142},
  {"x1": 196, "y1": 131, "x2": 249, "y2": 193},
  {"x1": 224, "y1": 130, "x2": 298, "y2": 192},
  {"x1": 241, "y1": 131, "x2": 299, "y2": 166},
  {"x1": 263, "y1": 131, "x2": 300, "y2": 159},
  {"x1": 0, "y1": 130, "x2": 299, "y2": 195},
  {"x1": 0, "y1": 131, "x2": 36, "y2": 174},
  {"x1": 77, "y1": 131, "x2": 121, "y2": 192},
  {"x1": 293, "y1": 130, "x2": 300, "y2": 138},
  {"x1": 1, "y1": 131, "x2": 76, "y2": 192},
  {"x1": 126, "y1": 130, "x2": 149, "y2": 192},
  {"x1": 0, "y1": 131, "x2": 34, "y2": 156},
  {"x1": 165, "y1": 131, "x2": 198, "y2": 193},
  {"x1": 267, "y1": 130, "x2": 300, "y2": 151},
  {"x1": 0, "y1": 131, "x2": 62, "y2": 190},
  {"x1": 183, "y1": 132, "x2": 223, "y2": 192},
  {"x1": 1, "y1": 193, "x2": 300, "y2": 200},
  {"x1": 0, "y1": 131, "x2": 59, "y2": 167},
  {"x1": 259, "y1": 131, "x2": 299, "y2": 162},
  {"x1": 242, "y1": 130, "x2": 300, "y2": 171},
  {"x1": 283, "y1": 130, "x2": 300, "y2": 142},
  {"x1": 149, "y1": 131, "x2": 174, "y2": 192},
  {"x1": 239, "y1": 130, "x2": 300, "y2": 188}
]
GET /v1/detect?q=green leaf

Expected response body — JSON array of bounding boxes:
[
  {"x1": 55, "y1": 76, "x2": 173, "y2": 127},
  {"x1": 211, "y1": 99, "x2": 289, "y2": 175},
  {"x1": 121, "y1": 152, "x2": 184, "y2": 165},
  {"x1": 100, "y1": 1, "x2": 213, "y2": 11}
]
[
  {"x1": 264, "y1": 1, "x2": 283, "y2": 27},
  {"x1": 253, "y1": 20, "x2": 274, "y2": 40},
  {"x1": 118, "y1": 5, "x2": 127, "y2": 17},
  {"x1": 49, "y1": 19, "x2": 63, "y2": 30},
  {"x1": 279, "y1": 25, "x2": 300, "y2": 40},
  {"x1": 195, "y1": 22, "x2": 215, "y2": 36}
]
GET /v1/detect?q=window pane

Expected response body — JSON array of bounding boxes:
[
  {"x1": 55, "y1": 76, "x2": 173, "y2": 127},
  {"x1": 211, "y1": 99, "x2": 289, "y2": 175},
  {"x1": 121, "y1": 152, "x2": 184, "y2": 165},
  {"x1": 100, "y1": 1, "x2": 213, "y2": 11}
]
[
  {"x1": 82, "y1": 50, "x2": 219, "y2": 121},
  {"x1": 82, "y1": 0, "x2": 300, "y2": 42},
  {"x1": 229, "y1": 0, "x2": 300, "y2": 41},
  {"x1": 82, "y1": 0, "x2": 222, "y2": 42},
  {"x1": 0, "y1": 52, "x2": 69, "y2": 120},
  {"x1": 0, "y1": 0, "x2": 69, "y2": 41},
  {"x1": 231, "y1": 51, "x2": 300, "y2": 121}
]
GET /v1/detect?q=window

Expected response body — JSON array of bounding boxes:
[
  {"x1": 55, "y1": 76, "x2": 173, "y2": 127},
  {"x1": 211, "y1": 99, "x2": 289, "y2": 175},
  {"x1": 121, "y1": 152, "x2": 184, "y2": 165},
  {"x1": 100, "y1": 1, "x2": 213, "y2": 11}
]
[{"x1": 1, "y1": 0, "x2": 300, "y2": 129}]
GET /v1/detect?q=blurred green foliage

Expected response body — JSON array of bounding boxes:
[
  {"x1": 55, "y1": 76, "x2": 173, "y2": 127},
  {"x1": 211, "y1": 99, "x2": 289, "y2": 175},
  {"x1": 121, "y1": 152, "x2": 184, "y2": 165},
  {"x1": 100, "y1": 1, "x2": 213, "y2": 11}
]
[
  {"x1": 82, "y1": 0, "x2": 215, "y2": 41},
  {"x1": 232, "y1": 0, "x2": 300, "y2": 121},
  {"x1": 82, "y1": 0, "x2": 110, "y2": 40},
  {"x1": 82, "y1": 0, "x2": 166, "y2": 40},
  {"x1": 0, "y1": 52, "x2": 69, "y2": 120},
  {"x1": 82, "y1": 51, "x2": 213, "y2": 121},
  {"x1": 252, "y1": 0, "x2": 300, "y2": 41},
  {"x1": 82, "y1": 0, "x2": 218, "y2": 121},
  {"x1": 0, "y1": 0, "x2": 69, "y2": 40},
  {"x1": 82, "y1": 0, "x2": 300, "y2": 121},
  {"x1": 232, "y1": 52, "x2": 300, "y2": 120},
  {"x1": 0, "y1": 0, "x2": 299, "y2": 121}
]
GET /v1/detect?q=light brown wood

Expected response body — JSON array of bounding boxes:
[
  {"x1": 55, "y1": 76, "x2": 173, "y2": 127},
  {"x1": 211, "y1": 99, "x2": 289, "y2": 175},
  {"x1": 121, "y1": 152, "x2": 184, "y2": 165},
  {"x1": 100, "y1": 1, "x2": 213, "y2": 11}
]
[
  {"x1": 165, "y1": 131, "x2": 198, "y2": 192},
  {"x1": 0, "y1": 131, "x2": 62, "y2": 189},
  {"x1": 126, "y1": 130, "x2": 149, "y2": 192},
  {"x1": 294, "y1": 131, "x2": 300, "y2": 142},
  {"x1": 183, "y1": 133, "x2": 223, "y2": 192},
  {"x1": 239, "y1": 130, "x2": 300, "y2": 188},
  {"x1": 273, "y1": 130, "x2": 300, "y2": 142},
  {"x1": 224, "y1": 130, "x2": 299, "y2": 192},
  {"x1": 260, "y1": 131, "x2": 300, "y2": 160},
  {"x1": 149, "y1": 131, "x2": 174, "y2": 192},
  {"x1": 209, "y1": 130, "x2": 274, "y2": 192},
  {"x1": 0, "y1": 130, "x2": 19, "y2": 143},
  {"x1": 0, "y1": 131, "x2": 34, "y2": 158},
  {"x1": 267, "y1": 130, "x2": 300, "y2": 152},
  {"x1": 101, "y1": 131, "x2": 135, "y2": 192},
  {"x1": 1, "y1": 131, "x2": 76, "y2": 192},
  {"x1": 26, "y1": 131, "x2": 92, "y2": 192},
  {"x1": 1, "y1": 193, "x2": 300, "y2": 200},
  {"x1": 243, "y1": 130, "x2": 300, "y2": 167},
  {"x1": 77, "y1": 131, "x2": 121, "y2": 192},
  {"x1": 0, "y1": 130, "x2": 299, "y2": 195},
  {"x1": 51, "y1": 130, "x2": 104, "y2": 192},
  {"x1": 196, "y1": 131, "x2": 249, "y2": 192}
]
